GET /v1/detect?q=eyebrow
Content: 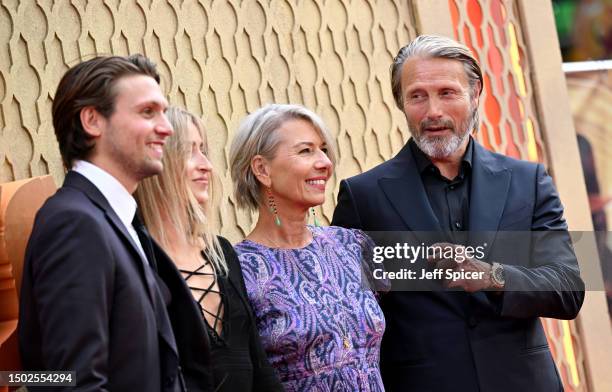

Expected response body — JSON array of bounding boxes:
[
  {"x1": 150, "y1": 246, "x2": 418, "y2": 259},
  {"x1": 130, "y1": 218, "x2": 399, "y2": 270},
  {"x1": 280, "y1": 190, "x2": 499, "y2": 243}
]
[
  {"x1": 292, "y1": 141, "x2": 327, "y2": 148},
  {"x1": 134, "y1": 99, "x2": 168, "y2": 109}
]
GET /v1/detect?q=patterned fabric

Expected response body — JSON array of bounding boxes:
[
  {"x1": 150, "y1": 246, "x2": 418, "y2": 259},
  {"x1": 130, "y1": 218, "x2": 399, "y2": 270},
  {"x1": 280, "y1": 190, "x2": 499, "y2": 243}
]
[{"x1": 234, "y1": 226, "x2": 386, "y2": 392}]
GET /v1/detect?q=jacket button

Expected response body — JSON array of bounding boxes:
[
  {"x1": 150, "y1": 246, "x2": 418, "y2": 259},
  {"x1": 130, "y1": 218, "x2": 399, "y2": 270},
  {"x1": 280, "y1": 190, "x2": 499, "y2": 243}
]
[{"x1": 468, "y1": 316, "x2": 478, "y2": 328}]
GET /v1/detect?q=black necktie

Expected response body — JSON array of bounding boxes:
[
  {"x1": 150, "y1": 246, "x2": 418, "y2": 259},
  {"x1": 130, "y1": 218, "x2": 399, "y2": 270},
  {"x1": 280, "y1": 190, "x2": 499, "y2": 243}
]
[
  {"x1": 131, "y1": 210, "x2": 177, "y2": 357},
  {"x1": 132, "y1": 210, "x2": 172, "y2": 307},
  {"x1": 132, "y1": 211, "x2": 158, "y2": 271}
]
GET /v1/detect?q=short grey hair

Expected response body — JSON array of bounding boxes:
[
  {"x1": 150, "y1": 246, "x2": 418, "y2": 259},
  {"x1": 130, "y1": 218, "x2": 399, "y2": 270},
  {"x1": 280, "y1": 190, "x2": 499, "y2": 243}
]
[
  {"x1": 391, "y1": 35, "x2": 483, "y2": 110},
  {"x1": 229, "y1": 104, "x2": 336, "y2": 212}
]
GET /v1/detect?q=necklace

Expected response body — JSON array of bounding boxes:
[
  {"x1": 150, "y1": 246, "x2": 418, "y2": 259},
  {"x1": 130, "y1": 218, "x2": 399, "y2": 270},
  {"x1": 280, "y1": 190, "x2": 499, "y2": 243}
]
[{"x1": 262, "y1": 226, "x2": 314, "y2": 249}]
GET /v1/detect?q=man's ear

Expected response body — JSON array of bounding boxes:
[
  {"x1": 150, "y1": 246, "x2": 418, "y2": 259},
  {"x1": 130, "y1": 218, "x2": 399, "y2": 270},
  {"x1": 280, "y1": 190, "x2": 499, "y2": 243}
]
[
  {"x1": 80, "y1": 106, "x2": 104, "y2": 138},
  {"x1": 251, "y1": 155, "x2": 272, "y2": 188}
]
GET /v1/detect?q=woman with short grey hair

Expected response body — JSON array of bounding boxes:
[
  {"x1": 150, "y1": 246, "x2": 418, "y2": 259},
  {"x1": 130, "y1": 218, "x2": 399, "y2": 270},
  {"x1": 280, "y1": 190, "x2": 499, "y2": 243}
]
[
  {"x1": 230, "y1": 104, "x2": 336, "y2": 213},
  {"x1": 230, "y1": 103, "x2": 386, "y2": 391}
]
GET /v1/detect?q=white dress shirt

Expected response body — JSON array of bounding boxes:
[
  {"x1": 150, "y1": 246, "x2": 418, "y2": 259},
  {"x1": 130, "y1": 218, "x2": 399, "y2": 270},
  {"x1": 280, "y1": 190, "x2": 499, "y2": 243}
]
[{"x1": 73, "y1": 160, "x2": 148, "y2": 261}]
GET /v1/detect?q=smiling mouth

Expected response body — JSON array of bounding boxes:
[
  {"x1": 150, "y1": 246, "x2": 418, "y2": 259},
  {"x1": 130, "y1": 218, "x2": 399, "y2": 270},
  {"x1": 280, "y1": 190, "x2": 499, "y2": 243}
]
[
  {"x1": 306, "y1": 179, "x2": 326, "y2": 185},
  {"x1": 148, "y1": 143, "x2": 164, "y2": 157}
]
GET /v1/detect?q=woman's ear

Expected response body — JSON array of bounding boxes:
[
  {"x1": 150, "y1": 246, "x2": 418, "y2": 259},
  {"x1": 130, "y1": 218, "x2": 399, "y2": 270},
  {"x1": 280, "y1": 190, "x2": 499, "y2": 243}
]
[
  {"x1": 251, "y1": 155, "x2": 272, "y2": 188},
  {"x1": 80, "y1": 106, "x2": 104, "y2": 138}
]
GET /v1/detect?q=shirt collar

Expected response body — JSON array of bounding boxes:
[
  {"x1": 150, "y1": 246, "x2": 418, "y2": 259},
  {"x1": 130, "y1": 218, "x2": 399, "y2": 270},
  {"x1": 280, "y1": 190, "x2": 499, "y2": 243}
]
[
  {"x1": 72, "y1": 160, "x2": 137, "y2": 229},
  {"x1": 409, "y1": 136, "x2": 474, "y2": 174}
]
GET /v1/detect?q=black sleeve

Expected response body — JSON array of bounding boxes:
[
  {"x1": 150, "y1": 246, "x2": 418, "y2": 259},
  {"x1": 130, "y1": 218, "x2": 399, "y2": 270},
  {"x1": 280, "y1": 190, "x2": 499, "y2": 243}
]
[
  {"x1": 218, "y1": 237, "x2": 284, "y2": 391},
  {"x1": 499, "y1": 164, "x2": 585, "y2": 319},
  {"x1": 21, "y1": 209, "x2": 114, "y2": 391},
  {"x1": 331, "y1": 179, "x2": 364, "y2": 230}
]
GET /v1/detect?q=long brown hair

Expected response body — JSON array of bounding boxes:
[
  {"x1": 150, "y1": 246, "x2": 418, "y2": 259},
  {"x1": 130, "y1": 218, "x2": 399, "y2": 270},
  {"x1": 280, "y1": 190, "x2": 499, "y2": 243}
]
[{"x1": 135, "y1": 107, "x2": 226, "y2": 273}]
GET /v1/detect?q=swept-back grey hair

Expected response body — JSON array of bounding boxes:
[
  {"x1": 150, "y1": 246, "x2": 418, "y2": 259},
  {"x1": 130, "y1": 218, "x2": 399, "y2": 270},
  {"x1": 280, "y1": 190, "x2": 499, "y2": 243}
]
[
  {"x1": 229, "y1": 104, "x2": 336, "y2": 212},
  {"x1": 390, "y1": 35, "x2": 483, "y2": 110}
]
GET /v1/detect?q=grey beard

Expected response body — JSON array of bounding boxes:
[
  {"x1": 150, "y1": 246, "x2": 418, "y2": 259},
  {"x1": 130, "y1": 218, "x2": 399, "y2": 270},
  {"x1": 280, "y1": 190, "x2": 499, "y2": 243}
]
[
  {"x1": 411, "y1": 107, "x2": 478, "y2": 159},
  {"x1": 414, "y1": 130, "x2": 470, "y2": 159}
]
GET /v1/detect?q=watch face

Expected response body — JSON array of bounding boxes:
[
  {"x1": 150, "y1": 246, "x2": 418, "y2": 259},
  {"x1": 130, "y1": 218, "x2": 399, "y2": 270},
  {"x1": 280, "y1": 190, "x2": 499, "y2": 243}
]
[{"x1": 493, "y1": 264, "x2": 505, "y2": 285}]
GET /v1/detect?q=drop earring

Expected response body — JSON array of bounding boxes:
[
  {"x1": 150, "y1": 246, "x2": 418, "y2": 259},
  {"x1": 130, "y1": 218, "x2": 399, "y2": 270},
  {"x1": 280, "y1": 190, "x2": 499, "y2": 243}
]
[
  {"x1": 267, "y1": 188, "x2": 281, "y2": 226},
  {"x1": 311, "y1": 207, "x2": 320, "y2": 227}
]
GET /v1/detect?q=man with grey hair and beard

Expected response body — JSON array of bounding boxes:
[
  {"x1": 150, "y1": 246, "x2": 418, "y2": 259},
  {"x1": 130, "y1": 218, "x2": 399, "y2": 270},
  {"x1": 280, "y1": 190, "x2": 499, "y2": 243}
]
[{"x1": 332, "y1": 35, "x2": 584, "y2": 391}]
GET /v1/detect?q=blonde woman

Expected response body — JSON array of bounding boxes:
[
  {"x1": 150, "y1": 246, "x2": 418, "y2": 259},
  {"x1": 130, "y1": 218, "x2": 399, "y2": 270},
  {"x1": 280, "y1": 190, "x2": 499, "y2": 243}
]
[{"x1": 135, "y1": 107, "x2": 282, "y2": 392}]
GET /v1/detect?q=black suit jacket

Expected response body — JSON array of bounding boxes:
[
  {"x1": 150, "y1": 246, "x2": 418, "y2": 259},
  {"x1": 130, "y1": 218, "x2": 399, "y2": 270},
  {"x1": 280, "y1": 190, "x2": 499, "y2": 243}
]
[
  {"x1": 332, "y1": 138, "x2": 584, "y2": 392},
  {"x1": 19, "y1": 171, "x2": 189, "y2": 391}
]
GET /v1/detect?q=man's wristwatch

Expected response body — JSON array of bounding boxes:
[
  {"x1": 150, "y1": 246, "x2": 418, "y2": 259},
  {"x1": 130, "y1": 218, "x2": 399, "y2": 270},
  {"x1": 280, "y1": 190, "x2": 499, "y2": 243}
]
[{"x1": 490, "y1": 262, "x2": 505, "y2": 289}]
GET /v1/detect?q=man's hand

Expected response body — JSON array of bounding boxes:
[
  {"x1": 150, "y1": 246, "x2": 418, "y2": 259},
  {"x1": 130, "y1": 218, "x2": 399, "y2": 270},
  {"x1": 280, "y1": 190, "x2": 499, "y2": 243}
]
[{"x1": 427, "y1": 242, "x2": 497, "y2": 293}]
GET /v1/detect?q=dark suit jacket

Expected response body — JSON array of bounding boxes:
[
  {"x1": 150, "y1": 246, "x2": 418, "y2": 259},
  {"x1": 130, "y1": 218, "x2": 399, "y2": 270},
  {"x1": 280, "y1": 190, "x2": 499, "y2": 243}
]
[
  {"x1": 18, "y1": 171, "x2": 191, "y2": 391},
  {"x1": 332, "y1": 138, "x2": 585, "y2": 392}
]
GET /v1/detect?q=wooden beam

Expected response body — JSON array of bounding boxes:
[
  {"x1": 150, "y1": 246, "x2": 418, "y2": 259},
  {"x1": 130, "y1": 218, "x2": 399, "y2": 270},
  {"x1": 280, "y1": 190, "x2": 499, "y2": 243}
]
[{"x1": 517, "y1": 1, "x2": 612, "y2": 390}]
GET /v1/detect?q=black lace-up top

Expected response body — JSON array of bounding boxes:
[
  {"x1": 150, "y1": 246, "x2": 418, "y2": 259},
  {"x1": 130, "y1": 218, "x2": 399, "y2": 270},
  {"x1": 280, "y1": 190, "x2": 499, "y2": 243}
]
[
  {"x1": 177, "y1": 237, "x2": 283, "y2": 391},
  {"x1": 180, "y1": 254, "x2": 225, "y2": 343}
]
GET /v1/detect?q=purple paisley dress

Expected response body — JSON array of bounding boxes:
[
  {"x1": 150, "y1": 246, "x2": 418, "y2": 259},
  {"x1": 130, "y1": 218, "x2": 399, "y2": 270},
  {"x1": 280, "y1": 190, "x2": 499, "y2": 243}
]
[{"x1": 234, "y1": 226, "x2": 385, "y2": 392}]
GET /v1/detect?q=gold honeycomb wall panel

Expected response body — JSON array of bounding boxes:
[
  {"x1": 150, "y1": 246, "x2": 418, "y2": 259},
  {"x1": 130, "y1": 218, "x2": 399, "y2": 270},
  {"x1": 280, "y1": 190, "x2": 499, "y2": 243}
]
[{"x1": 0, "y1": 0, "x2": 417, "y2": 241}]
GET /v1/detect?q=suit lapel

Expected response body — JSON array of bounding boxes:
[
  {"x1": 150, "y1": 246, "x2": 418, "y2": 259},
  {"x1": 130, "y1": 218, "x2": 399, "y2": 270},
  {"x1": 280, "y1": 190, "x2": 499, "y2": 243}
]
[
  {"x1": 468, "y1": 143, "x2": 511, "y2": 256},
  {"x1": 65, "y1": 172, "x2": 157, "y2": 298},
  {"x1": 64, "y1": 172, "x2": 147, "y2": 263},
  {"x1": 104, "y1": 207, "x2": 181, "y2": 356},
  {"x1": 63, "y1": 171, "x2": 179, "y2": 355},
  {"x1": 379, "y1": 143, "x2": 441, "y2": 232},
  {"x1": 106, "y1": 209, "x2": 151, "y2": 269}
]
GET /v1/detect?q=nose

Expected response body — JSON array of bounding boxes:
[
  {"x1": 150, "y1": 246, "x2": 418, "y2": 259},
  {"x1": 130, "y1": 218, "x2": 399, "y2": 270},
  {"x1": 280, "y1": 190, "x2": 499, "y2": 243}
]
[
  {"x1": 198, "y1": 152, "x2": 213, "y2": 172},
  {"x1": 425, "y1": 97, "x2": 443, "y2": 120},
  {"x1": 156, "y1": 113, "x2": 174, "y2": 137},
  {"x1": 314, "y1": 149, "x2": 333, "y2": 172}
]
